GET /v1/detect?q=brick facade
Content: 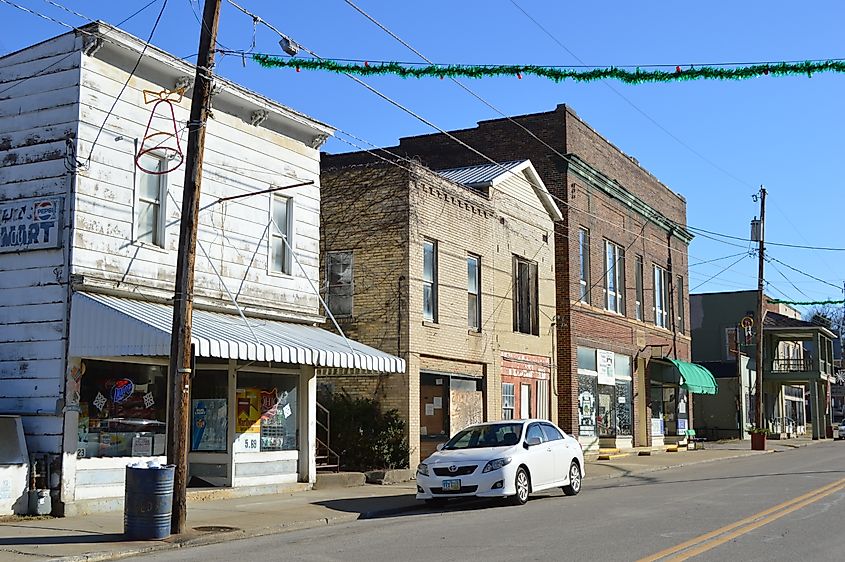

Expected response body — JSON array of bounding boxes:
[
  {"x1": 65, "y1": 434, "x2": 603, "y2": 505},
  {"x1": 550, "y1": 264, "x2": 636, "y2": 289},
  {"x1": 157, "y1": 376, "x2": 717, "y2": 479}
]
[
  {"x1": 320, "y1": 161, "x2": 557, "y2": 466},
  {"x1": 324, "y1": 104, "x2": 692, "y2": 448}
]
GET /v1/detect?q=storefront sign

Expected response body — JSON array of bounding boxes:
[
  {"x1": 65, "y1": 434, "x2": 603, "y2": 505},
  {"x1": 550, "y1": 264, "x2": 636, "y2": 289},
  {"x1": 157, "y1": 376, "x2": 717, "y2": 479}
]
[
  {"x1": 597, "y1": 350, "x2": 615, "y2": 386},
  {"x1": 131, "y1": 435, "x2": 153, "y2": 456},
  {"x1": 651, "y1": 418, "x2": 664, "y2": 436},
  {"x1": 0, "y1": 196, "x2": 63, "y2": 253},
  {"x1": 677, "y1": 419, "x2": 688, "y2": 433},
  {"x1": 234, "y1": 433, "x2": 260, "y2": 452},
  {"x1": 501, "y1": 352, "x2": 551, "y2": 380}
]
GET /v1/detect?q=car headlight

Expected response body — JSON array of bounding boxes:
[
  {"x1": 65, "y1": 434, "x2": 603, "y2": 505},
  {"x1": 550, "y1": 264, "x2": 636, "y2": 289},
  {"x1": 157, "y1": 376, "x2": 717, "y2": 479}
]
[
  {"x1": 417, "y1": 463, "x2": 429, "y2": 477},
  {"x1": 482, "y1": 457, "x2": 512, "y2": 473}
]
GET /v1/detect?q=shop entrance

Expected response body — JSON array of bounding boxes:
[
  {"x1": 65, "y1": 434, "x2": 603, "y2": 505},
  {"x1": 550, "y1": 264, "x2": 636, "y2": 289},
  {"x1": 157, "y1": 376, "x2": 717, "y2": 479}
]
[{"x1": 419, "y1": 373, "x2": 483, "y2": 459}]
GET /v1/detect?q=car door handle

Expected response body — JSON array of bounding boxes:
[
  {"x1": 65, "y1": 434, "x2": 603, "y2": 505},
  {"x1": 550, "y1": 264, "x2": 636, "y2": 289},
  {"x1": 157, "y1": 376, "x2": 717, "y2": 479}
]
[{"x1": 546, "y1": 447, "x2": 552, "y2": 452}]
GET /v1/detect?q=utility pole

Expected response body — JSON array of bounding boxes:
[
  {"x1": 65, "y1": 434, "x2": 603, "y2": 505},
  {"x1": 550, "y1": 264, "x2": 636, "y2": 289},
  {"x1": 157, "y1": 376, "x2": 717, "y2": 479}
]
[
  {"x1": 167, "y1": 0, "x2": 221, "y2": 535},
  {"x1": 753, "y1": 186, "x2": 767, "y2": 429}
]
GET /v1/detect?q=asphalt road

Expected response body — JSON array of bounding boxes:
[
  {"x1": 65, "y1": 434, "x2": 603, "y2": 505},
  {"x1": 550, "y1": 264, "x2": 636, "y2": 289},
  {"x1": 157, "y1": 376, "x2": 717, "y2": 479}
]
[{"x1": 131, "y1": 442, "x2": 845, "y2": 561}]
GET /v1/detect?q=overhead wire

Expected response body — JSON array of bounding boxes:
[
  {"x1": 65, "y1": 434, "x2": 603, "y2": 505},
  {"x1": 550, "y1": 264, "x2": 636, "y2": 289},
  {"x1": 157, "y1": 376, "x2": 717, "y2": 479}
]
[
  {"x1": 690, "y1": 253, "x2": 750, "y2": 292},
  {"x1": 507, "y1": 0, "x2": 755, "y2": 190}
]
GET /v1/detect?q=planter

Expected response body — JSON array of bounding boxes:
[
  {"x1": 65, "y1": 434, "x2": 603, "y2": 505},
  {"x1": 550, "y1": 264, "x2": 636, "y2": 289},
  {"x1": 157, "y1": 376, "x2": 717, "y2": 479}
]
[{"x1": 751, "y1": 433, "x2": 767, "y2": 451}]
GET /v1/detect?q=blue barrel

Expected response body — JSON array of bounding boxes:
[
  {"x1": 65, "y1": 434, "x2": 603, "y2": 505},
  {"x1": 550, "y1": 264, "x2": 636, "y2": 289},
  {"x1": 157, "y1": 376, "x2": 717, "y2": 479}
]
[{"x1": 124, "y1": 465, "x2": 175, "y2": 540}]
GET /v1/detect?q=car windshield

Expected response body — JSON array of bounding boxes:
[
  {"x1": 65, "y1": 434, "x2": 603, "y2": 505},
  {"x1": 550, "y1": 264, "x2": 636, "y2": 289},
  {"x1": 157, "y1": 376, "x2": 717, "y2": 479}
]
[{"x1": 442, "y1": 423, "x2": 523, "y2": 450}]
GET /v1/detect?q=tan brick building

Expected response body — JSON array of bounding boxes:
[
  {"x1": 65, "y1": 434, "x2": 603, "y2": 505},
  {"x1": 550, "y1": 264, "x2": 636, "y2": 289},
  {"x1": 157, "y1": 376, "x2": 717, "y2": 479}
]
[
  {"x1": 319, "y1": 160, "x2": 561, "y2": 466},
  {"x1": 326, "y1": 104, "x2": 696, "y2": 451}
]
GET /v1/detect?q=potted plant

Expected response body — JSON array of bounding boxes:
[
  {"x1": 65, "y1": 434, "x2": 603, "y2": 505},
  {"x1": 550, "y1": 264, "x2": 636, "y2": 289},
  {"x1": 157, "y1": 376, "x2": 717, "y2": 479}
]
[{"x1": 748, "y1": 426, "x2": 768, "y2": 450}]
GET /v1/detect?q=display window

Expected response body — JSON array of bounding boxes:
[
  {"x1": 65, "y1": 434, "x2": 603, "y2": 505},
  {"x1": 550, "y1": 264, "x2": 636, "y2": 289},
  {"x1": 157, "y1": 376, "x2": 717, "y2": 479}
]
[
  {"x1": 235, "y1": 372, "x2": 298, "y2": 452},
  {"x1": 191, "y1": 370, "x2": 229, "y2": 453},
  {"x1": 77, "y1": 360, "x2": 167, "y2": 458}
]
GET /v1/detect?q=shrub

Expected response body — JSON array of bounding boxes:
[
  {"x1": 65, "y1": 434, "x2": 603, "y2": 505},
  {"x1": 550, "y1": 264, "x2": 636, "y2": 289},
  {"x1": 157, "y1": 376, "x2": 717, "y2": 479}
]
[{"x1": 319, "y1": 390, "x2": 410, "y2": 470}]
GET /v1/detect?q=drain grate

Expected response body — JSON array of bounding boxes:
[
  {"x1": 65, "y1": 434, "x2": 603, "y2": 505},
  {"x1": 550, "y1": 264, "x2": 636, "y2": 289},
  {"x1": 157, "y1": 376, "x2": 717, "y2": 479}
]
[{"x1": 193, "y1": 525, "x2": 240, "y2": 533}]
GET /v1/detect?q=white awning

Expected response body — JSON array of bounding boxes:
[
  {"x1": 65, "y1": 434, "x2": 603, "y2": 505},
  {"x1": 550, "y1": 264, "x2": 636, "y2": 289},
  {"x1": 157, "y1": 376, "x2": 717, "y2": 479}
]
[{"x1": 69, "y1": 292, "x2": 405, "y2": 373}]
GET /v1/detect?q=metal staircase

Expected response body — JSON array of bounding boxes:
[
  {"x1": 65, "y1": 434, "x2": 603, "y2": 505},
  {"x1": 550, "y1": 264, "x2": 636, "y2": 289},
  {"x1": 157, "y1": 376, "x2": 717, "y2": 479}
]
[{"x1": 316, "y1": 401, "x2": 340, "y2": 472}]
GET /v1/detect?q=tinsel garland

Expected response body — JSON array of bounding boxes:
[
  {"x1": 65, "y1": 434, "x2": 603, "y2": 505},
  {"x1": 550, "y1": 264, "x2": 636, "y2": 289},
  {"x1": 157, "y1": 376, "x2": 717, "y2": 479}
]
[
  {"x1": 767, "y1": 299, "x2": 844, "y2": 306},
  {"x1": 252, "y1": 54, "x2": 845, "y2": 83}
]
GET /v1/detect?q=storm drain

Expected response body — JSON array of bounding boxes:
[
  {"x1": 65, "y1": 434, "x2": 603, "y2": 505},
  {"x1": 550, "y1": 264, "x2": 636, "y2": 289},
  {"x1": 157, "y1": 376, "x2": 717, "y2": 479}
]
[{"x1": 193, "y1": 525, "x2": 240, "y2": 533}]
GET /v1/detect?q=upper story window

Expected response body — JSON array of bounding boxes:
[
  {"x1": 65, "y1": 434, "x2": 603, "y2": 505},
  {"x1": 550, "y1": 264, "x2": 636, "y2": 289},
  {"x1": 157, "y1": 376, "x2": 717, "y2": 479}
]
[
  {"x1": 326, "y1": 251, "x2": 353, "y2": 317},
  {"x1": 467, "y1": 254, "x2": 481, "y2": 331},
  {"x1": 513, "y1": 255, "x2": 539, "y2": 335},
  {"x1": 270, "y1": 194, "x2": 293, "y2": 275},
  {"x1": 578, "y1": 227, "x2": 590, "y2": 303},
  {"x1": 653, "y1": 265, "x2": 670, "y2": 328},
  {"x1": 635, "y1": 255, "x2": 644, "y2": 321},
  {"x1": 423, "y1": 239, "x2": 438, "y2": 322},
  {"x1": 604, "y1": 240, "x2": 625, "y2": 315},
  {"x1": 676, "y1": 275, "x2": 685, "y2": 334},
  {"x1": 136, "y1": 155, "x2": 166, "y2": 247}
]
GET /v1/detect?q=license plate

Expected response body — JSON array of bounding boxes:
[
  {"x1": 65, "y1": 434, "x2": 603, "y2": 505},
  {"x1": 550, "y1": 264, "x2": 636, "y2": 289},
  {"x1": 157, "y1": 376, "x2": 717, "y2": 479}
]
[{"x1": 441, "y1": 479, "x2": 461, "y2": 491}]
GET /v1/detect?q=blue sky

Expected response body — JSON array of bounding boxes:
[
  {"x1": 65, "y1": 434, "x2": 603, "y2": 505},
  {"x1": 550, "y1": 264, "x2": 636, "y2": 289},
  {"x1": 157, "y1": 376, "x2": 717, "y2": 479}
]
[{"x1": 3, "y1": 1, "x2": 844, "y2": 310}]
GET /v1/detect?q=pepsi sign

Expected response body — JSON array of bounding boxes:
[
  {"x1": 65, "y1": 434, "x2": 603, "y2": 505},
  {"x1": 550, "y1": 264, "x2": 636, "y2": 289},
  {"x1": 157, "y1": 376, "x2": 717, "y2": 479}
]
[{"x1": 0, "y1": 196, "x2": 63, "y2": 253}]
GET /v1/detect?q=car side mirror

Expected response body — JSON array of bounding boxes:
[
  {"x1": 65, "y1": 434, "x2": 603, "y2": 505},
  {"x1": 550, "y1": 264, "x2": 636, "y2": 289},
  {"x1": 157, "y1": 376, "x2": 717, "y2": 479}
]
[
  {"x1": 524, "y1": 436, "x2": 542, "y2": 449},
  {"x1": 435, "y1": 443, "x2": 445, "y2": 452}
]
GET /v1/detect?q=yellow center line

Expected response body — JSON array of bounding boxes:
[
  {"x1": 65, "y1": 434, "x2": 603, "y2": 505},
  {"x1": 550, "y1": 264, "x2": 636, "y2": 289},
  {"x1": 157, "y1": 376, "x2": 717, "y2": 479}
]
[
  {"x1": 638, "y1": 477, "x2": 845, "y2": 562},
  {"x1": 669, "y1": 480, "x2": 845, "y2": 560}
]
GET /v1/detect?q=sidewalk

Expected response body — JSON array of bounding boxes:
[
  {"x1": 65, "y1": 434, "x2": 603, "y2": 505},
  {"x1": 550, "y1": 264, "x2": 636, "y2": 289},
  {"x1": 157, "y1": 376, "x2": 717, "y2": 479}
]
[{"x1": 0, "y1": 438, "x2": 824, "y2": 562}]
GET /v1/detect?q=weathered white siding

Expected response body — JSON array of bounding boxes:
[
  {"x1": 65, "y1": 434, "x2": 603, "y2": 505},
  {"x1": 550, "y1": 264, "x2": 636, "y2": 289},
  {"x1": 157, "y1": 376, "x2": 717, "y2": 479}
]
[
  {"x1": 0, "y1": 33, "x2": 81, "y2": 455},
  {"x1": 73, "y1": 48, "x2": 324, "y2": 321}
]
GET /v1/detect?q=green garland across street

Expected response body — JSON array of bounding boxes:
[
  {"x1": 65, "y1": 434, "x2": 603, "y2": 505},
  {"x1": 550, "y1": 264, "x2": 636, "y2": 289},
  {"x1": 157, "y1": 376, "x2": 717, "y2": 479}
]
[
  {"x1": 251, "y1": 54, "x2": 845, "y2": 83},
  {"x1": 767, "y1": 298, "x2": 845, "y2": 306}
]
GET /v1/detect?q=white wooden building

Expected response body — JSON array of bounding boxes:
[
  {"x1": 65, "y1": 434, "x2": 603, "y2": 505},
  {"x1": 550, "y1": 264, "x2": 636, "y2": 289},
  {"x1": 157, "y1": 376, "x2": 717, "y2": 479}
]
[{"x1": 0, "y1": 22, "x2": 403, "y2": 515}]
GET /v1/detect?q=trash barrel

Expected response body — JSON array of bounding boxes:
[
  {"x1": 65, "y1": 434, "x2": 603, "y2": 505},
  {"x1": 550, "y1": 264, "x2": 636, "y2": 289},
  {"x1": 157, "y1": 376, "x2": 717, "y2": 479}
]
[{"x1": 124, "y1": 464, "x2": 175, "y2": 540}]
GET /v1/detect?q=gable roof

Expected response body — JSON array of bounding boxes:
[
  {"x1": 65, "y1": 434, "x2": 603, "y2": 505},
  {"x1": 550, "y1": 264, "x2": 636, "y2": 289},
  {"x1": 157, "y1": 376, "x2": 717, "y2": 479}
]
[{"x1": 435, "y1": 160, "x2": 563, "y2": 222}]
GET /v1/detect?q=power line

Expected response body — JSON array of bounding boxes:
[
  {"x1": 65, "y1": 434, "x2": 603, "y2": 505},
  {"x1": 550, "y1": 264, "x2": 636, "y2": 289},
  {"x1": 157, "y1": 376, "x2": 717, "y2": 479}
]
[
  {"x1": 507, "y1": 0, "x2": 755, "y2": 190},
  {"x1": 690, "y1": 253, "x2": 750, "y2": 292},
  {"x1": 689, "y1": 251, "x2": 751, "y2": 267},
  {"x1": 79, "y1": 0, "x2": 169, "y2": 169},
  {"x1": 688, "y1": 224, "x2": 845, "y2": 252},
  {"x1": 767, "y1": 254, "x2": 843, "y2": 291}
]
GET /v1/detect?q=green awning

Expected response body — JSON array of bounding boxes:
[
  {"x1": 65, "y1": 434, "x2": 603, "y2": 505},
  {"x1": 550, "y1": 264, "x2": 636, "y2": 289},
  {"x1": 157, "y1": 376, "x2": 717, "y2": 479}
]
[{"x1": 669, "y1": 359, "x2": 718, "y2": 395}]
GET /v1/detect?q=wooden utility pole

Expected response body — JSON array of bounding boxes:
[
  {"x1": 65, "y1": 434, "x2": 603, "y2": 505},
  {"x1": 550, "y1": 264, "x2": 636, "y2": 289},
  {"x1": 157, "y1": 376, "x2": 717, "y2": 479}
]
[
  {"x1": 754, "y1": 186, "x2": 767, "y2": 429},
  {"x1": 167, "y1": 0, "x2": 222, "y2": 535}
]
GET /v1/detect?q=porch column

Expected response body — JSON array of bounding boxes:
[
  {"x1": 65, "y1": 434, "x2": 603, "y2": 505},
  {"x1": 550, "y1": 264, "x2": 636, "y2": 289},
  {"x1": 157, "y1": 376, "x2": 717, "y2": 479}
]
[
  {"x1": 810, "y1": 381, "x2": 821, "y2": 440},
  {"x1": 298, "y1": 366, "x2": 317, "y2": 484}
]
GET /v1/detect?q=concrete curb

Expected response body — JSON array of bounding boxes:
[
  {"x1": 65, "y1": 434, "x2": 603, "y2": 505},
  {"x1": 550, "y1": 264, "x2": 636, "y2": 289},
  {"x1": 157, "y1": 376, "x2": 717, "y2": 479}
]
[{"x1": 583, "y1": 449, "x2": 773, "y2": 483}]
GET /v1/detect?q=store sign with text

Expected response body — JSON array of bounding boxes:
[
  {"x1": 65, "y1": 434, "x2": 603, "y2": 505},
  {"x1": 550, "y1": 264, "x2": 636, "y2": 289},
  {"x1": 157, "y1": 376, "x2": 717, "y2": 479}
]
[
  {"x1": 597, "y1": 350, "x2": 615, "y2": 386},
  {"x1": 0, "y1": 196, "x2": 63, "y2": 253}
]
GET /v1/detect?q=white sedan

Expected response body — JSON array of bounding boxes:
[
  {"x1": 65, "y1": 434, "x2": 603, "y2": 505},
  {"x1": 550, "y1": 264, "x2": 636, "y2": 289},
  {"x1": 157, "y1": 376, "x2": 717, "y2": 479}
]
[{"x1": 415, "y1": 419, "x2": 585, "y2": 505}]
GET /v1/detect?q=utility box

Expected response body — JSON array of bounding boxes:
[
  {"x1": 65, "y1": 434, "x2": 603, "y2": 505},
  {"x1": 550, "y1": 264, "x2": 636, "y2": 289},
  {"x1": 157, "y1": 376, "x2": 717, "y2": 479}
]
[{"x1": 0, "y1": 416, "x2": 29, "y2": 515}]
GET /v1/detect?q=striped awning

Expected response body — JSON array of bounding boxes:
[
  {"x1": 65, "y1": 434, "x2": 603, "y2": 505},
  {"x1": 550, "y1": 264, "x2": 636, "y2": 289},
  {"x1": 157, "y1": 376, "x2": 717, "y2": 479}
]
[{"x1": 68, "y1": 292, "x2": 405, "y2": 373}]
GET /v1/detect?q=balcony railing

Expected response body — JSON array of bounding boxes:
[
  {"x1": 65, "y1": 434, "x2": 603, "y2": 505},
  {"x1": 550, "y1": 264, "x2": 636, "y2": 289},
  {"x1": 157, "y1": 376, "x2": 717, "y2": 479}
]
[{"x1": 771, "y1": 357, "x2": 814, "y2": 373}]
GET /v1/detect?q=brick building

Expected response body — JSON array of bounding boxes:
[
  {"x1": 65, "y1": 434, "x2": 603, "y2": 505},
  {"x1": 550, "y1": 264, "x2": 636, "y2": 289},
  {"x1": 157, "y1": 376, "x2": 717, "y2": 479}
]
[
  {"x1": 326, "y1": 104, "x2": 700, "y2": 450},
  {"x1": 319, "y1": 159, "x2": 561, "y2": 465}
]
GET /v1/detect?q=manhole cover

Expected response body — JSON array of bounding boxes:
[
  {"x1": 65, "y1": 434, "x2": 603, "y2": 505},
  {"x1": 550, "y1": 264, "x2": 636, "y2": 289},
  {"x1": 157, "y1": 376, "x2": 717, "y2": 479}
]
[{"x1": 193, "y1": 525, "x2": 240, "y2": 533}]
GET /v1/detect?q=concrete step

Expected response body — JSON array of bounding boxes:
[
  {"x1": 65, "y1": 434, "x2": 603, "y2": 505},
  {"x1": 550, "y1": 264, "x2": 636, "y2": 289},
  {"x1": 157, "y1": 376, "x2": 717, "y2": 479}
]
[
  {"x1": 313, "y1": 471, "x2": 366, "y2": 490},
  {"x1": 666, "y1": 445, "x2": 680, "y2": 452},
  {"x1": 598, "y1": 448, "x2": 620, "y2": 455}
]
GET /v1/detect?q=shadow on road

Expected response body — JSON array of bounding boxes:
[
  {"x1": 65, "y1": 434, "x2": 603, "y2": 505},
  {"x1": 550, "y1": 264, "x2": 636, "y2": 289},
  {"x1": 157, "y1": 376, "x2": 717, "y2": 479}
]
[{"x1": 0, "y1": 529, "x2": 125, "y2": 546}]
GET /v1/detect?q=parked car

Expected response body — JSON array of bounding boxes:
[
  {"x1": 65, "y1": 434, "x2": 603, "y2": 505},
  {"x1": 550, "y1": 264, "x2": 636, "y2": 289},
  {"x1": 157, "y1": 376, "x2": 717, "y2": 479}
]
[{"x1": 415, "y1": 419, "x2": 584, "y2": 505}]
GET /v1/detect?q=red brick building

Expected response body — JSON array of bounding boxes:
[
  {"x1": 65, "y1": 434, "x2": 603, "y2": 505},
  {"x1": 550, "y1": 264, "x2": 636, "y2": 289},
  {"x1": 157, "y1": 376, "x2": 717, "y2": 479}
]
[{"x1": 325, "y1": 104, "x2": 694, "y2": 450}]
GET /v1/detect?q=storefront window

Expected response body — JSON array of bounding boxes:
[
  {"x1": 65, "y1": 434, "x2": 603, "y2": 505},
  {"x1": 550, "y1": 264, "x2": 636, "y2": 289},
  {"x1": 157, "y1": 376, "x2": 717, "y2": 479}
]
[
  {"x1": 236, "y1": 372, "x2": 298, "y2": 452},
  {"x1": 578, "y1": 373, "x2": 597, "y2": 437},
  {"x1": 615, "y1": 380, "x2": 633, "y2": 436},
  {"x1": 77, "y1": 360, "x2": 167, "y2": 458},
  {"x1": 191, "y1": 370, "x2": 229, "y2": 453}
]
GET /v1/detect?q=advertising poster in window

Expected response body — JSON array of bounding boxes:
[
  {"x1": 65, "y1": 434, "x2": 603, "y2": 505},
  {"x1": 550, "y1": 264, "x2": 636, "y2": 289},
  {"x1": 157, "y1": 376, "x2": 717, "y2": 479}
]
[
  {"x1": 236, "y1": 388, "x2": 261, "y2": 434},
  {"x1": 597, "y1": 350, "x2": 615, "y2": 386},
  {"x1": 192, "y1": 399, "x2": 228, "y2": 452}
]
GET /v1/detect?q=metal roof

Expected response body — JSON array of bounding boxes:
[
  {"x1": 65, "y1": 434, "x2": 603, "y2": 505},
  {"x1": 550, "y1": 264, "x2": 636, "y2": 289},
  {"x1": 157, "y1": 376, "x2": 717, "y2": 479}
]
[
  {"x1": 69, "y1": 292, "x2": 405, "y2": 373},
  {"x1": 435, "y1": 161, "x2": 526, "y2": 187}
]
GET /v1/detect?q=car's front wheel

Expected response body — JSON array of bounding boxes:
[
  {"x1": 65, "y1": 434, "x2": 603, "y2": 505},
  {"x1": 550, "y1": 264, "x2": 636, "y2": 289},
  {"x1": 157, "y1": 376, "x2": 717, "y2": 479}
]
[
  {"x1": 562, "y1": 461, "x2": 581, "y2": 496},
  {"x1": 510, "y1": 466, "x2": 530, "y2": 505}
]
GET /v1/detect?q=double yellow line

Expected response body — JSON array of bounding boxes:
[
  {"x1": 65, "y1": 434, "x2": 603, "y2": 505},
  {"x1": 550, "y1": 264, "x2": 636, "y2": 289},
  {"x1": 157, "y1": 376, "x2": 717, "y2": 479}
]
[{"x1": 639, "y1": 476, "x2": 845, "y2": 561}]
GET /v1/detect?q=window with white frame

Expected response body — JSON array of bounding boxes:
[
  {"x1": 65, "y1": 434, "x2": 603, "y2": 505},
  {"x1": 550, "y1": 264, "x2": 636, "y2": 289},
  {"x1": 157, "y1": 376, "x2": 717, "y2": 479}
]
[
  {"x1": 423, "y1": 239, "x2": 438, "y2": 322},
  {"x1": 270, "y1": 194, "x2": 293, "y2": 274},
  {"x1": 136, "y1": 155, "x2": 166, "y2": 247},
  {"x1": 326, "y1": 251, "x2": 353, "y2": 317},
  {"x1": 653, "y1": 265, "x2": 670, "y2": 328},
  {"x1": 502, "y1": 383, "x2": 515, "y2": 420},
  {"x1": 579, "y1": 227, "x2": 590, "y2": 303},
  {"x1": 513, "y1": 255, "x2": 539, "y2": 335},
  {"x1": 676, "y1": 275, "x2": 685, "y2": 333},
  {"x1": 467, "y1": 254, "x2": 481, "y2": 331},
  {"x1": 604, "y1": 240, "x2": 625, "y2": 314},
  {"x1": 635, "y1": 255, "x2": 644, "y2": 321}
]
